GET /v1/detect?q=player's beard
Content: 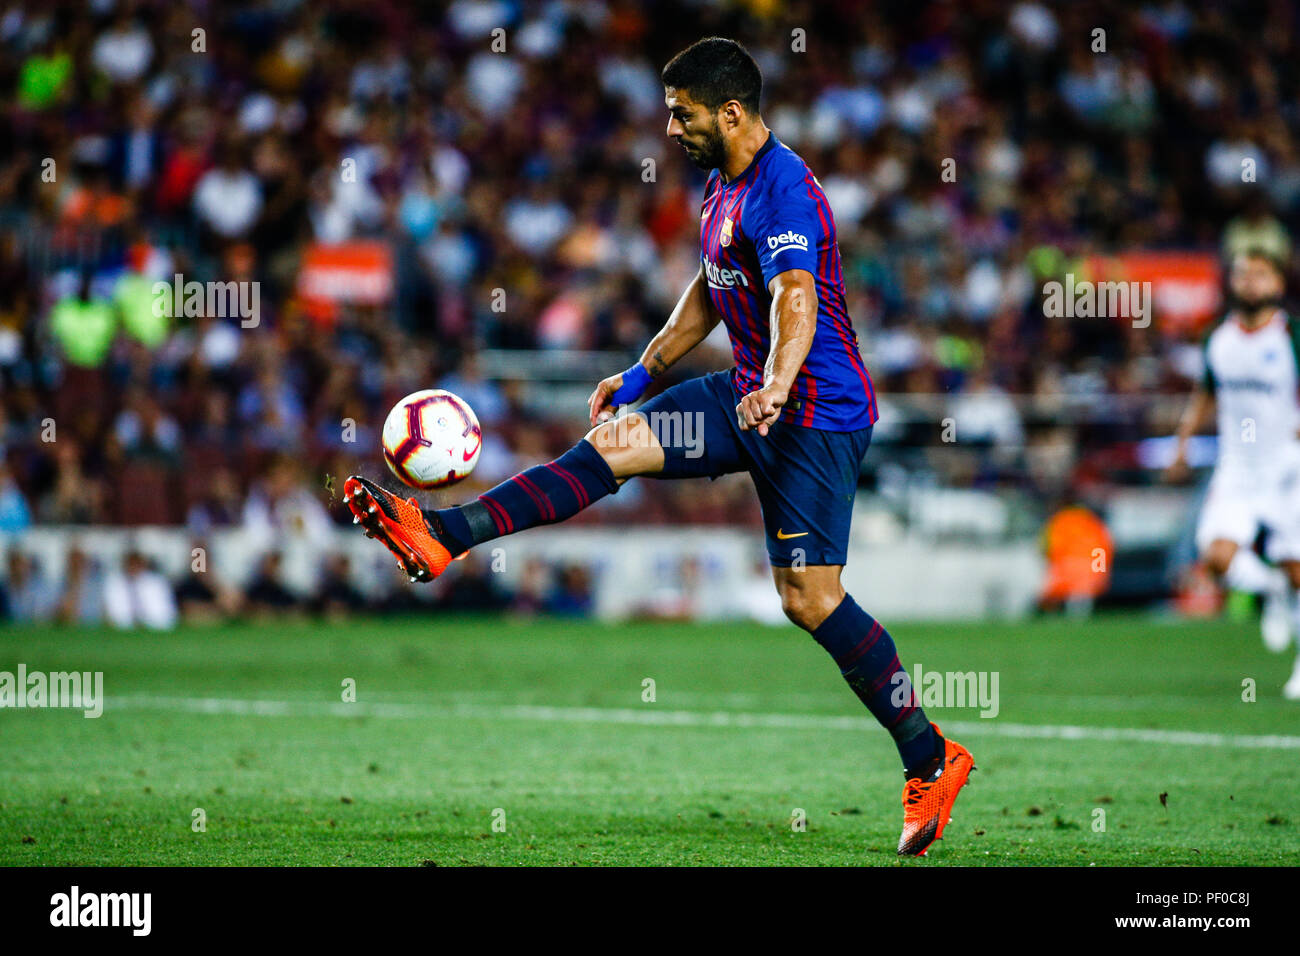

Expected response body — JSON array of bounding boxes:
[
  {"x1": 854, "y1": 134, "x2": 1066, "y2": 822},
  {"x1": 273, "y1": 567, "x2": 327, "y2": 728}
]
[
  {"x1": 684, "y1": 118, "x2": 727, "y2": 170},
  {"x1": 1231, "y1": 291, "x2": 1284, "y2": 318}
]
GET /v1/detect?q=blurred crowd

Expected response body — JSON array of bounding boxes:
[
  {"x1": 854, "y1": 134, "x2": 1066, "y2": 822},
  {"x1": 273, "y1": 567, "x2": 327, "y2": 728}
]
[
  {"x1": 1, "y1": 541, "x2": 599, "y2": 626},
  {"x1": 2, "y1": 0, "x2": 1299, "y2": 537}
]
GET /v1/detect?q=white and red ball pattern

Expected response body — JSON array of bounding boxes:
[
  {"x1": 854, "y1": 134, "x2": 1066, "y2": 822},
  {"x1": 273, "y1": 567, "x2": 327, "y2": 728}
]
[{"x1": 381, "y1": 389, "x2": 482, "y2": 490}]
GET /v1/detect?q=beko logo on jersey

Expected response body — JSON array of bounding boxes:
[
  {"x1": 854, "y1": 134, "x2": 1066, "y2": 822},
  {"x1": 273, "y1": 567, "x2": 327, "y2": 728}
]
[
  {"x1": 704, "y1": 257, "x2": 749, "y2": 289},
  {"x1": 766, "y1": 231, "x2": 809, "y2": 256}
]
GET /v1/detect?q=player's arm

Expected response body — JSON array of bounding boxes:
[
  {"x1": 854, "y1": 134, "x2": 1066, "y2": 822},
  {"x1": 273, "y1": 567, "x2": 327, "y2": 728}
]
[
  {"x1": 736, "y1": 268, "x2": 817, "y2": 436},
  {"x1": 1167, "y1": 387, "x2": 1214, "y2": 482},
  {"x1": 588, "y1": 265, "x2": 720, "y2": 425}
]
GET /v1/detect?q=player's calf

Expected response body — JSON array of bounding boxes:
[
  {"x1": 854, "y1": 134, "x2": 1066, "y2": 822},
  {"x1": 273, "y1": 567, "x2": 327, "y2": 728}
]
[
  {"x1": 349, "y1": 416, "x2": 668, "y2": 584},
  {"x1": 428, "y1": 429, "x2": 637, "y2": 558}
]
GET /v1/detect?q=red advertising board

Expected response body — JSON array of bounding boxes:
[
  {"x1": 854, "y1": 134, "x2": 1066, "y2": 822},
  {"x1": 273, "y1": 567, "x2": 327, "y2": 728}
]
[{"x1": 297, "y1": 241, "x2": 394, "y2": 323}]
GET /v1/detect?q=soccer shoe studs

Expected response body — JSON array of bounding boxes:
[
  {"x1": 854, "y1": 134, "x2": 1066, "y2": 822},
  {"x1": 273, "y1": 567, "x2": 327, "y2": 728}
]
[{"x1": 343, "y1": 475, "x2": 456, "y2": 583}]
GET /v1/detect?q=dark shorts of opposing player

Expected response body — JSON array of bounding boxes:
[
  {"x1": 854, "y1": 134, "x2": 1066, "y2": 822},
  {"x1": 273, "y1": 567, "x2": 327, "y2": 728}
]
[{"x1": 635, "y1": 370, "x2": 872, "y2": 568}]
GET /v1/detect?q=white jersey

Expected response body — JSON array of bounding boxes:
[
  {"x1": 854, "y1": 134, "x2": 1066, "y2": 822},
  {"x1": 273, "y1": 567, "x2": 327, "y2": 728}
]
[
  {"x1": 1197, "y1": 310, "x2": 1300, "y2": 560},
  {"x1": 1202, "y1": 310, "x2": 1300, "y2": 473}
]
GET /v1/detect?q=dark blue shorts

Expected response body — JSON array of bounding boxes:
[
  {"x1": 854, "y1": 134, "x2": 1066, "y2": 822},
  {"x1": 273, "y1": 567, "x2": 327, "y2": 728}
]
[{"x1": 636, "y1": 370, "x2": 872, "y2": 567}]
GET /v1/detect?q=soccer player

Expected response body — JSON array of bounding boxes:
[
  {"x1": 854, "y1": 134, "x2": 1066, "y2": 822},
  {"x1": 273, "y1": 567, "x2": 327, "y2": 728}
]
[
  {"x1": 345, "y1": 37, "x2": 976, "y2": 853},
  {"x1": 1169, "y1": 248, "x2": 1300, "y2": 699}
]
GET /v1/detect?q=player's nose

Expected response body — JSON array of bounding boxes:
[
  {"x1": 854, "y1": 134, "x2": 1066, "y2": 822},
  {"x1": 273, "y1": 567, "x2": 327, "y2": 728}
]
[{"x1": 666, "y1": 117, "x2": 684, "y2": 138}]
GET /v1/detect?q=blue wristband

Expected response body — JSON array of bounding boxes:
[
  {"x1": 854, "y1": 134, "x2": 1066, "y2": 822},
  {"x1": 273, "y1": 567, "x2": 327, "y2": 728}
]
[{"x1": 609, "y1": 363, "x2": 652, "y2": 406}]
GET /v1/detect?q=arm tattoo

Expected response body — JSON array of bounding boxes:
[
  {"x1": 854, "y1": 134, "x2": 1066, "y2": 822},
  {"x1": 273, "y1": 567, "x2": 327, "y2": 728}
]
[{"x1": 647, "y1": 350, "x2": 668, "y2": 378}]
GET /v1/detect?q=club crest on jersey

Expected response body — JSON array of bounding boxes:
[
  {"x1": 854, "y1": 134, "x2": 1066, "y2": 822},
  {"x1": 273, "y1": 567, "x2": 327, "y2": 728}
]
[
  {"x1": 767, "y1": 230, "x2": 809, "y2": 256},
  {"x1": 720, "y1": 217, "x2": 734, "y2": 247}
]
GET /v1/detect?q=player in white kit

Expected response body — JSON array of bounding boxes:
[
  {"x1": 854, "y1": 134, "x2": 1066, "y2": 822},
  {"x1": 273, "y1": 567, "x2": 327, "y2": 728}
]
[{"x1": 1169, "y1": 249, "x2": 1300, "y2": 699}]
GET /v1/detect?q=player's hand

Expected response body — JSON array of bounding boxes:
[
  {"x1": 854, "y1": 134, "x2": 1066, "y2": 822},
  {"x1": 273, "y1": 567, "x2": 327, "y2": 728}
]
[
  {"x1": 588, "y1": 373, "x2": 624, "y2": 426},
  {"x1": 736, "y1": 384, "x2": 788, "y2": 436}
]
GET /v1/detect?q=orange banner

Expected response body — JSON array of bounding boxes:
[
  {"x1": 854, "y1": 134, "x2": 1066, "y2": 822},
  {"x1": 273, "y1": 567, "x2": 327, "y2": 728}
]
[
  {"x1": 297, "y1": 241, "x2": 394, "y2": 306},
  {"x1": 1082, "y1": 251, "x2": 1221, "y2": 334}
]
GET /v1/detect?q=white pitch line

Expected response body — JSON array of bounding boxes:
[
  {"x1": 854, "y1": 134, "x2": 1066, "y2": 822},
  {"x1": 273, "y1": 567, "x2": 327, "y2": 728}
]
[{"x1": 102, "y1": 695, "x2": 1300, "y2": 751}]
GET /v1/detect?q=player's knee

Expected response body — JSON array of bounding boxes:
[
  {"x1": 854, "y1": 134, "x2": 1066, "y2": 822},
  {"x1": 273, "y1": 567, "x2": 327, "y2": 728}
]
[
  {"x1": 777, "y1": 581, "x2": 842, "y2": 632},
  {"x1": 1285, "y1": 562, "x2": 1300, "y2": 590},
  {"x1": 584, "y1": 415, "x2": 663, "y2": 479}
]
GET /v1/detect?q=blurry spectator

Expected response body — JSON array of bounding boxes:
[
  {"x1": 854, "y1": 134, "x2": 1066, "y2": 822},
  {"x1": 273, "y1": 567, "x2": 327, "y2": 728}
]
[
  {"x1": 174, "y1": 539, "x2": 243, "y2": 623},
  {"x1": 113, "y1": 270, "x2": 171, "y2": 349},
  {"x1": 244, "y1": 551, "x2": 299, "y2": 617},
  {"x1": 242, "y1": 457, "x2": 332, "y2": 551},
  {"x1": 54, "y1": 546, "x2": 105, "y2": 625},
  {"x1": 50, "y1": 271, "x2": 115, "y2": 368},
  {"x1": 41, "y1": 440, "x2": 106, "y2": 525},
  {"x1": 436, "y1": 552, "x2": 509, "y2": 612},
  {"x1": 186, "y1": 468, "x2": 244, "y2": 533},
  {"x1": 0, "y1": 460, "x2": 32, "y2": 533},
  {"x1": 546, "y1": 563, "x2": 594, "y2": 617},
  {"x1": 439, "y1": 352, "x2": 507, "y2": 426},
  {"x1": 508, "y1": 556, "x2": 551, "y2": 616},
  {"x1": 17, "y1": 35, "x2": 73, "y2": 111},
  {"x1": 314, "y1": 553, "x2": 368, "y2": 617},
  {"x1": 193, "y1": 140, "x2": 263, "y2": 242},
  {"x1": 109, "y1": 96, "x2": 165, "y2": 193},
  {"x1": 633, "y1": 554, "x2": 705, "y2": 621},
  {"x1": 113, "y1": 390, "x2": 183, "y2": 463},
  {"x1": 1038, "y1": 500, "x2": 1114, "y2": 617},
  {"x1": 105, "y1": 550, "x2": 178, "y2": 630},
  {"x1": 946, "y1": 368, "x2": 1025, "y2": 461},
  {"x1": 3, "y1": 551, "x2": 59, "y2": 623},
  {"x1": 90, "y1": 9, "x2": 154, "y2": 85}
]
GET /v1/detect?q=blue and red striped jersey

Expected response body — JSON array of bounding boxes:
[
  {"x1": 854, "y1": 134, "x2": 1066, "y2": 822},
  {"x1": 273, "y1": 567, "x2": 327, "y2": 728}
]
[{"x1": 699, "y1": 132, "x2": 877, "y2": 431}]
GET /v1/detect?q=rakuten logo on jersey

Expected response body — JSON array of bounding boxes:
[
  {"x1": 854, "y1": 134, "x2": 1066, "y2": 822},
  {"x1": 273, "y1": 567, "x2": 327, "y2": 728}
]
[
  {"x1": 766, "y1": 230, "x2": 809, "y2": 256},
  {"x1": 704, "y1": 257, "x2": 749, "y2": 289}
]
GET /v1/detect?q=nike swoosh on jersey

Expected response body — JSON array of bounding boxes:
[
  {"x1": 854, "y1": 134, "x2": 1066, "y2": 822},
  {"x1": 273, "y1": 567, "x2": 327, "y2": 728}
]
[{"x1": 776, "y1": 529, "x2": 809, "y2": 540}]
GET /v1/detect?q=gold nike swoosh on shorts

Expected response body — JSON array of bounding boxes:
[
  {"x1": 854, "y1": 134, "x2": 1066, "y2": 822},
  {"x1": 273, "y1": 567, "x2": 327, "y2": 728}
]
[{"x1": 776, "y1": 529, "x2": 809, "y2": 540}]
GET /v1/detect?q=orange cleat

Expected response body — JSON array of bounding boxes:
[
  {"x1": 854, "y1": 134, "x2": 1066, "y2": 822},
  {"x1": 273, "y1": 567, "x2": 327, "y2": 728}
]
[
  {"x1": 897, "y1": 724, "x2": 976, "y2": 857},
  {"x1": 344, "y1": 475, "x2": 460, "y2": 583}
]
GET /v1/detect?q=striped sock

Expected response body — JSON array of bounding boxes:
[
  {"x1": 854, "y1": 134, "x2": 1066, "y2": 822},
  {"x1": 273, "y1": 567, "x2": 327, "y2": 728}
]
[
  {"x1": 431, "y1": 439, "x2": 619, "y2": 552},
  {"x1": 810, "y1": 594, "x2": 939, "y2": 776}
]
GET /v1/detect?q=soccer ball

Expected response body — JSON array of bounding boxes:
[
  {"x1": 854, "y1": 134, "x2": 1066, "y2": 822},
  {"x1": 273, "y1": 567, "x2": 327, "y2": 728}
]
[{"x1": 381, "y1": 389, "x2": 482, "y2": 490}]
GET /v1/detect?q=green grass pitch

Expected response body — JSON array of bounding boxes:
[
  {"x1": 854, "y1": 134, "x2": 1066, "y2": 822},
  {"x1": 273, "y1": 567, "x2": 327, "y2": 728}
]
[{"x1": 1, "y1": 614, "x2": 1297, "y2": 866}]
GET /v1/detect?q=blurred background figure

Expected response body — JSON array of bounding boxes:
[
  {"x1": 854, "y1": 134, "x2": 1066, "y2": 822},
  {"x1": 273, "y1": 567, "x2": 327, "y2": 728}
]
[
  {"x1": 1038, "y1": 495, "x2": 1115, "y2": 617},
  {"x1": 54, "y1": 545, "x2": 105, "y2": 625},
  {"x1": 104, "y1": 549, "x2": 177, "y2": 630},
  {"x1": 242, "y1": 457, "x2": 332, "y2": 552},
  {"x1": 0, "y1": 459, "x2": 32, "y2": 533},
  {"x1": 508, "y1": 556, "x2": 551, "y2": 617},
  {"x1": 314, "y1": 552, "x2": 368, "y2": 618},
  {"x1": 545, "y1": 563, "x2": 595, "y2": 618},
  {"x1": 2, "y1": 550, "x2": 58, "y2": 623},
  {"x1": 244, "y1": 551, "x2": 299, "y2": 619},
  {"x1": 174, "y1": 538, "x2": 243, "y2": 623},
  {"x1": 435, "y1": 551, "x2": 510, "y2": 613}
]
